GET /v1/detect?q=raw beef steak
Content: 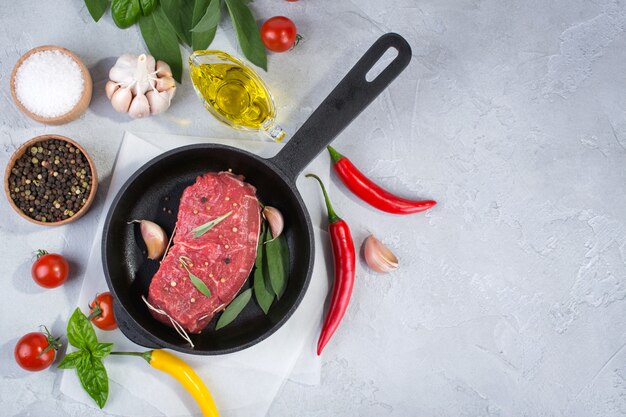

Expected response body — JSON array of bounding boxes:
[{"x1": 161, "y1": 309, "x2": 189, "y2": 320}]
[{"x1": 148, "y1": 172, "x2": 261, "y2": 333}]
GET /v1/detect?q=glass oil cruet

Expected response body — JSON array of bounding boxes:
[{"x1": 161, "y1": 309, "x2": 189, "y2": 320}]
[{"x1": 189, "y1": 50, "x2": 286, "y2": 142}]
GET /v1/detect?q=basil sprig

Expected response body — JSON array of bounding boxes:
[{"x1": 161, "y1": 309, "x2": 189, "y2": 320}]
[
  {"x1": 83, "y1": 0, "x2": 268, "y2": 82},
  {"x1": 85, "y1": 0, "x2": 109, "y2": 22},
  {"x1": 58, "y1": 308, "x2": 113, "y2": 409}
]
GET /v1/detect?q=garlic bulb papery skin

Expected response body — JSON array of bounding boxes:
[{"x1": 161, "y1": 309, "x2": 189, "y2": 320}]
[
  {"x1": 363, "y1": 235, "x2": 399, "y2": 273},
  {"x1": 106, "y1": 53, "x2": 176, "y2": 118}
]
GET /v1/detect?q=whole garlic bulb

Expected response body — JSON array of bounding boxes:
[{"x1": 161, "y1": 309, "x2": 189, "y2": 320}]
[{"x1": 106, "y1": 53, "x2": 176, "y2": 118}]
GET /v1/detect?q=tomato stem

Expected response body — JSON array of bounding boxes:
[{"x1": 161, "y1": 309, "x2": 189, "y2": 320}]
[
  {"x1": 87, "y1": 300, "x2": 103, "y2": 321},
  {"x1": 293, "y1": 34, "x2": 304, "y2": 49},
  {"x1": 37, "y1": 325, "x2": 61, "y2": 357},
  {"x1": 35, "y1": 249, "x2": 48, "y2": 259}
]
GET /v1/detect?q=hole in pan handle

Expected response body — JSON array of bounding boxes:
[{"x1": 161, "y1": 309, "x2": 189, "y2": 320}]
[
  {"x1": 113, "y1": 301, "x2": 161, "y2": 349},
  {"x1": 269, "y1": 32, "x2": 412, "y2": 181}
]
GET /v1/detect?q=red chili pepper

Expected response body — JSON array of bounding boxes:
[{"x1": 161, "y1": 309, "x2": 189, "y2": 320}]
[
  {"x1": 306, "y1": 173, "x2": 356, "y2": 356},
  {"x1": 327, "y1": 146, "x2": 436, "y2": 214}
]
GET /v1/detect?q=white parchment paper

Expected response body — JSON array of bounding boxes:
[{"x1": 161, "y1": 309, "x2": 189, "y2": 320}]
[{"x1": 59, "y1": 131, "x2": 331, "y2": 417}]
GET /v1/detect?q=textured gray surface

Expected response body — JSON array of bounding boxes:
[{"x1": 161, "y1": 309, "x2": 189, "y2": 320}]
[{"x1": 1, "y1": 0, "x2": 626, "y2": 416}]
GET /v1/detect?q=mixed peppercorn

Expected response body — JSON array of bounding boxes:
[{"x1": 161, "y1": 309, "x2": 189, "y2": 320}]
[{"x1": 8, "y1": 138, "x2": 92, "y2": 223}]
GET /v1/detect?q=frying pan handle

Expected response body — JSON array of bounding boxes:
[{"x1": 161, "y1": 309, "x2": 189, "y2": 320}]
[
  {"x1": 113, "y1": 301, "x2": 161, "y2": 349},
  {"x1": 269, "y1": 32, "x2": 412, "y2": 180}
]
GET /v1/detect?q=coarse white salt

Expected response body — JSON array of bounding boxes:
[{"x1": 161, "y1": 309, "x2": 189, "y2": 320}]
[{"x1": 14, "y1": 50, "x2": 84, "y2": 118}]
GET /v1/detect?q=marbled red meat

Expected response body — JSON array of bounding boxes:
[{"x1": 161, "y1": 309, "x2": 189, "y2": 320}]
[{"x1": 148, "y1": 172, "x2": 261, "y2": 333}]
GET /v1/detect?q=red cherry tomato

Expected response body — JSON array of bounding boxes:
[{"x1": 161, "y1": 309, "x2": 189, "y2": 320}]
[
  {"x1": 88, "y1": 292, "x2": 118, "y2": 331},
  {"x1": 31, "y1": 250, "x2": 69, "y2": 288},
  {"x1": 260, "y1": 16, "x2": 298, "y2": 53},
  {"x1": 14, "y1": 329, "x2": 60, "y2": 371}
]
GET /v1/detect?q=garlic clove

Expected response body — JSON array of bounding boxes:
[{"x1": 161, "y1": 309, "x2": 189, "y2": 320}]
[
  {"x1": 363, "y1": 235, "x2": 398, "y2": 273},
  {"x1": 105, "y1": 81, "x2": 120, "y2": 100},
  {"x1": 131, "y1": 220, "x2": 168, "y2": 260},
  {"x1": 168, "y1": 85, "x2": 177, "y2": 100},
  {"x1": 110, "y1": 87, "x2": 133, "y2": 113},
  {"x1": 128, "y1": 92, "x2": 150, "y2": 118},
  {"x1": 263, "y1": 206, "x2": 284, "y2": 240},
  {"x1": 146, "y1": 90, "x2": 172, "y2": 115},
  {"x1": 156, "y1": 60, "x2": 173, "y2": 77},
  {"x1": 155, "y1": 76, "x2": 176, "y2": 92}
]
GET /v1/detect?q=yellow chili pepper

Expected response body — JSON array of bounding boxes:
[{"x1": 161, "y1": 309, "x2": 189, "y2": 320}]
[
  {"x1": 148, "y1": 350, "x2": 219, "y2": 417},
  {"x1": 113, "y1": 349, "x2": 219, "y2": 417}
]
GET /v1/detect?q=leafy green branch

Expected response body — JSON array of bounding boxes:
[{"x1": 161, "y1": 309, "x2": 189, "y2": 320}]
[{"x1": 83, "y1": 0, "x2": 267, "y2": 83}]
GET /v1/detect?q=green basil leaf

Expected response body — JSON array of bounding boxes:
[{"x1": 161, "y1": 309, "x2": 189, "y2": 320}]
[
  {"x1": 265, "y1": 234, "x2": 289, "y2": 299},
  {"x1": 160, "y1": 0, "x2": 194, "y2": 46},
  {"x1": 76, "y1": 355, "x2": 109, "y2": 409},
  {"x1": 111, "y1": 0, "x2": 141, "y2": 28},
  {"x1": 67, "y1": 308, "x2": 99, "y2": 351},
  {"x1": 84, "y1": 0, "x2": 109, "y2": 22},
  {"x1": 216, "y1": 288, "x2": 252, "y2": 330},
  {"x1": 58, "y1": 351, "x2": 86, "y2": 369},
  {"x1": 92, "y1": 342, "x2": 114, "y2": 359},
  {"x1": 189, "y1": 271, "x2": 212, "y2": 297},
  {"x1": 191, "y1": 0, "x2": 220, "y2": 51},
  {"x1": 191, "y1": 211, "x2": 232, "y2": 238},
  {"x1": 139, "y1": 5, "x2": 183, "y2": 82},
  {"x1": 223, "y1": 0, "x2": 267, "y2": 70},
  {"x1": 191, "y1": 0, "x2": 220, "y2": 33},
  {"x1": 139, "y1": 0, "x2": 157, "y2": 15},
  {"x1": 254, "y1": 226, "x2": 274, "y2": 314}
]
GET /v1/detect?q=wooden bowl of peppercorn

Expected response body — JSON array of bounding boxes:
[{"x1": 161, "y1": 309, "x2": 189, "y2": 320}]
[{"x1": 4, "y1": 134, "x2": 98, "y2": 226}]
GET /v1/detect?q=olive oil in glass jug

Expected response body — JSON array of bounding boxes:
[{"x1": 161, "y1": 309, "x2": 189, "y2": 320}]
[{"x1": 189, "y1": 51, "x2": 285, "y2": 142}]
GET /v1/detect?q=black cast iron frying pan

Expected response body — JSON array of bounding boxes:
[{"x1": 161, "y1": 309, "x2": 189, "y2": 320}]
[{"x1": 103, "y1": 33, "x2": 412, "y2": 355}]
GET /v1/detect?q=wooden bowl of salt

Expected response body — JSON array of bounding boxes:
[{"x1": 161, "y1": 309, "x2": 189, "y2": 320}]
[{"x1": 10, "y1": 45, "x2": 92, "y2": 125}]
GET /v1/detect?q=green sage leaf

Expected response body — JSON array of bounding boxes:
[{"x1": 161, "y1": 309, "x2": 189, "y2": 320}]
[
  {"x1": 76, "y1": 355, "x2": 109, "y2": 409},
  {"x1": 58, "y1": 351, "x2": 86, "y2": 369},
  {"x1": 216, "y1": 288, "x2": 252, "y2": 330},
  {"x1": 139, "y1": 5, "x2": 183, "y2": 82},
  {"x1": 224, "y1": 0, "x2": 267, "y2": 70},
  {"x1": 160, "y1": 0, "x2": 194, "y2": 46},
  {"x1": 191, "y1": 211, "x2": 232, "y2": 238},
  {"x1": 139, "y1": 0, "x2": 157, "y2": 15},
  {"x1": 84, "y1": 0, "x2": 109, "y2": 22},
  {"x1": 111, "y1": 0, "x2": 141, "y2": 28},
  {"x1": 253, "y1": 226, "x2": 274, "y2": 314},
  {"x1": 265, "y1": 234, "x2": 289, "y2": 299},
  {"x1": 67, "y1": 308, "x2": 99, "y2": 351},
  {"x1": 191, "y1": 0, "x2": 220, "y2": 33},
  {"x1": 92, "y1": 342, "x2": 114, "y2": 359},
  {"x1": 189, "y1": 271, "x2": 212, "y2": 298}
]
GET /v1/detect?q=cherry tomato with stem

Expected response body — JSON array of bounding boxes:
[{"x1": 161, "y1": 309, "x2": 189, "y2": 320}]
[
  {"x1": 14, "y1": 327, "x2": 61, "y2": 371},
  {"x1": 31, "y1": 249, "x2": 69, "y2": 288},
  {"x1": 88, "y1": 292, "x2": 118, "y2": 331},
  {"x1": 260, "y1": 16, "x2": 302, "y2": 53}
]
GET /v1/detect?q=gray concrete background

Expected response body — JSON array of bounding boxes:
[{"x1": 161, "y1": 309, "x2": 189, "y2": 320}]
[{"x1": 1, "y1": 0, "x2": 626, "y2": 416}]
